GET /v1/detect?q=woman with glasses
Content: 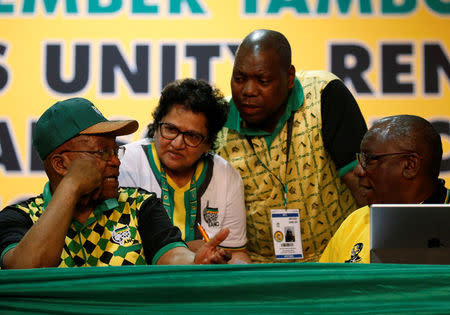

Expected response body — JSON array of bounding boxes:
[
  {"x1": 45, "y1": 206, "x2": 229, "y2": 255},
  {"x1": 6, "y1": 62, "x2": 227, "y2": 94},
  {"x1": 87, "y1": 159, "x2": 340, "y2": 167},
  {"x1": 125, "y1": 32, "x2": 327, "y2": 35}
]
[{"x1": 119, "y1": 78, "x2": 251, "y2": 264}]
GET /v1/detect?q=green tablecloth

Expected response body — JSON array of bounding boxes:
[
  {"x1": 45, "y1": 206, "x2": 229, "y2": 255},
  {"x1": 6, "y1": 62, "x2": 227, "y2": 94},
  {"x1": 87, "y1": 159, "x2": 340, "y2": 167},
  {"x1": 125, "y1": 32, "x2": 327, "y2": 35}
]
[{"x1": 1, "y1": 263, "x2": 449, "y2": 314}]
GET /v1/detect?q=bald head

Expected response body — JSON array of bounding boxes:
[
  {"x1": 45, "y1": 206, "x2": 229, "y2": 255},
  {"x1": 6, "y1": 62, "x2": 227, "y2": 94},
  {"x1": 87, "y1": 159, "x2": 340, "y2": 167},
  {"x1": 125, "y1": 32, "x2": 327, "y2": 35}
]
[
  {"x1": 365, "y1": 115, "x2": 442, "y2": 179},
  {"x1": 231, "y1": 29, "x2": 296, "y2": 132},
  {"x1": 238, "y1": 29, "x2": 292, "y2": 71}
]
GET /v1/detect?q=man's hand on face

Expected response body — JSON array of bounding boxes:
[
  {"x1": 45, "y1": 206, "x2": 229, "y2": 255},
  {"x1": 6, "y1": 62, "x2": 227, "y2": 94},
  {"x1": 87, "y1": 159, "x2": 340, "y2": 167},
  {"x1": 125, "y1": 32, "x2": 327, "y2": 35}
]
[
  {"x1": 64, "y1": 158, "x2": 106, "y2": 201},
  {"x1": 194, "y1": 228, "x2": 232, "y2": 264}
]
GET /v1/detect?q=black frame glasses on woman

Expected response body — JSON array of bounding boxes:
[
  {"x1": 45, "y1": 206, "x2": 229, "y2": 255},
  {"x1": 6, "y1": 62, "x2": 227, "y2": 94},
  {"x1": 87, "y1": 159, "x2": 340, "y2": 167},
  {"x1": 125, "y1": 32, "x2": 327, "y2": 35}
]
[
  {"x1": 356, "y1": 151, "x2": 422, "y2": 169},
  {"x1": 158, "y1": 122, "x2": 206, "y2": 148}
]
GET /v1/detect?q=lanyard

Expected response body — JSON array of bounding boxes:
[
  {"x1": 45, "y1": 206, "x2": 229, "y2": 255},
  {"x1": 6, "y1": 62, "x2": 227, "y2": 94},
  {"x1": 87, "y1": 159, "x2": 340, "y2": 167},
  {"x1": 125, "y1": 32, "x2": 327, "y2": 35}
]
[{"x1": 245, "y1": 114, "x2": 294, "y2": 209}]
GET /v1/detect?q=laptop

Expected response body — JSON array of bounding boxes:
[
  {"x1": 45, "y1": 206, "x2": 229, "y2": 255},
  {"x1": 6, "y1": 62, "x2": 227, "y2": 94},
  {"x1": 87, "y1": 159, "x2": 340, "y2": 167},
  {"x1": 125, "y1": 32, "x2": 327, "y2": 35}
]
[{"x1": 370, "y1": 204, "x2": 450, "y2": 264}]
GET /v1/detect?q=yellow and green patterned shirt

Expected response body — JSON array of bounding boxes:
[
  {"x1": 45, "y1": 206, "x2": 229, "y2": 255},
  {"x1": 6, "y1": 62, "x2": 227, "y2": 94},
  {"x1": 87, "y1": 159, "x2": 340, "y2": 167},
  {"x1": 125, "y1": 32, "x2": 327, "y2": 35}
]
[
  {"x1": 0, "y1": 184, "x2": 186, "y2": 267},
  {"x1": 216, "y1": 71, "x2": 359, "y2": 263}
]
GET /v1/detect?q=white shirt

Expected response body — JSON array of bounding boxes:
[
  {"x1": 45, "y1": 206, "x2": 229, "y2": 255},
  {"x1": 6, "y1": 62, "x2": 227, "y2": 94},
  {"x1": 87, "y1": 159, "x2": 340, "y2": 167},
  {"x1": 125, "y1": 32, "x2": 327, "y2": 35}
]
[{"x1": 119, "y1": 139, "x2": 247, "y2": 248}]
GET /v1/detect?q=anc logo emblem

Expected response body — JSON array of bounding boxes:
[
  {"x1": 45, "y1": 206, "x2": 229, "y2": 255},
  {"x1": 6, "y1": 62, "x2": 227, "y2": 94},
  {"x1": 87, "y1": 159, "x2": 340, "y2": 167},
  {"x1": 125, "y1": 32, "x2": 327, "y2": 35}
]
[
  {"x1": 203, "y1": 201, "x2": 219, "y2": 227},
  {"x1": 111, "y1": 225, "x2": 132, "y2": 246},
  {"x1": 273, "y1": 230, "x2": 284, "y2": 242}
]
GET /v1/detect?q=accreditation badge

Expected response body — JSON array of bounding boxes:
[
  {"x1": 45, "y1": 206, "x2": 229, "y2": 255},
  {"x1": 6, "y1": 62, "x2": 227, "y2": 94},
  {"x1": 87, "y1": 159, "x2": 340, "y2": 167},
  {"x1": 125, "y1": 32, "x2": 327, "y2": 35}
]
[{"x1": 271, "y1": 209, "x2": 303, "y2": 259}]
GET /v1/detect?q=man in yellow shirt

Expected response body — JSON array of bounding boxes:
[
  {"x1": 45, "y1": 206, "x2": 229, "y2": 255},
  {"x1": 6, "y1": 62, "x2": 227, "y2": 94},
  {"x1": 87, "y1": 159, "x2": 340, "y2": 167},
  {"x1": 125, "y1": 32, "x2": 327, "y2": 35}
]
[{"x1": 320, "y1": 115, "x2": 450, "y2": 263}]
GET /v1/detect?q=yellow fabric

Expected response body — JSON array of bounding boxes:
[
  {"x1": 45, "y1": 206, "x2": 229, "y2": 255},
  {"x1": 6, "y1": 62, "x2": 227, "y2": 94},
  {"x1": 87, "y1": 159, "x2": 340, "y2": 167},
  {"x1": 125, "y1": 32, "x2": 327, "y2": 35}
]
[
  {"x1": 166, "y1": 176, "x2": 190, "y2": 240},
  {"x1": 15, "y1": 188, "x2": 151, "y2": 267},
  {"x1": 165, "y1": 161, "x2": 205, "y2": 241},
  {"x1": 151, "y1": 142, "x2": 162, "y2": 169},
  {"x1": 320, "y1": 206, "x2": 370, "y2": 264},
  {"x1": 217, "y1": 70, "x2": 358, "y2": 263}
]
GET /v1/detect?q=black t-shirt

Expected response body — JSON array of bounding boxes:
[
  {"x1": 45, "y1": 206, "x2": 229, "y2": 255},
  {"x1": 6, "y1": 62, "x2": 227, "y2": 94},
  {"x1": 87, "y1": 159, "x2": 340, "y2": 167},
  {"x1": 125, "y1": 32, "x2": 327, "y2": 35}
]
[{"x1": 321, "y1": 79, "x2": 368, "y2": 171}]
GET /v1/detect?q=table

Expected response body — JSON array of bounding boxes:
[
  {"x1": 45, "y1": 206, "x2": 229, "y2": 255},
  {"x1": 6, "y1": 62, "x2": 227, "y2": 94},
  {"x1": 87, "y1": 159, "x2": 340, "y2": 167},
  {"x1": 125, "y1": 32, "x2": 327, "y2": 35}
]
[{"x1": 1, "y1": 263, "x2": 449, "y2": 314}]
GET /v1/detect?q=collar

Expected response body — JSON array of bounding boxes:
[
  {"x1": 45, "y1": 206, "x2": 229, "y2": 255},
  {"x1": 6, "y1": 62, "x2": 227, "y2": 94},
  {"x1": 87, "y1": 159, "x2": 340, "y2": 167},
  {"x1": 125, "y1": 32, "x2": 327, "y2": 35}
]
[
  {"x1": 147, "y1": 140, "x2": 206, "y2": 184},
  {"x1": 423, "y1": 179, "x2": 450, "y2": 204},
  {"x1": 42, "y1": 181, "x2": 119, "y2": 228},
  {"x1": 224, "y1": 77, "x2": 304, "y2": 139},
  {"x1": 146, "y1": 140, "x2": 208, "y2": 241}
]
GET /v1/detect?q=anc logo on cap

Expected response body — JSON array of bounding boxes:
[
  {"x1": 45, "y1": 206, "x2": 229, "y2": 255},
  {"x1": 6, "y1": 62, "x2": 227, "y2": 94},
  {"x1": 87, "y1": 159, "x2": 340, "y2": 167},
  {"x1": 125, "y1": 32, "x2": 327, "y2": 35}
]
[{"x1": 91, "y1": 105, "x2": 104, "y2": 118}]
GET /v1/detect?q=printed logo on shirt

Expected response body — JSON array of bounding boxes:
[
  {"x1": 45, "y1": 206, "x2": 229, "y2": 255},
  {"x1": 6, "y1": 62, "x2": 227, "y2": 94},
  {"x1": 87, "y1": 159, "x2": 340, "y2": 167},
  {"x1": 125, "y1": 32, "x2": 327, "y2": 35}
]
[
  {"x1": 203, "y1": 201, "x2": 219, "y2": 227},
  {"x1": 111, "y1": 224, "x2": 132, "y2": 246},
  {"x1": 345, "y1": 243, "x2": 363, "y2": 263}
]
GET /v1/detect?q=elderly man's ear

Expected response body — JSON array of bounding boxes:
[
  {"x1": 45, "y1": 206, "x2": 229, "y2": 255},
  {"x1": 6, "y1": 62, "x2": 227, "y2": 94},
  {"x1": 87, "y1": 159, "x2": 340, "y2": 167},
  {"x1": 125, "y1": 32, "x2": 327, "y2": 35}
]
[
  {"x1": 402, "y1": 155, "x2": 421, "y2": 180},
  {"x1": 49, "y1": 154, "x2": 70, "y2": 176}
]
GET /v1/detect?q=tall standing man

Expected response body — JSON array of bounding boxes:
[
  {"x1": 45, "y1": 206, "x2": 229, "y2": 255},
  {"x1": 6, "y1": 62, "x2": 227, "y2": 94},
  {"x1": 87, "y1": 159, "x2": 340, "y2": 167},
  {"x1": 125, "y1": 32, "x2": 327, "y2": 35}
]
[{"x1": 216, "y1": 29, "x2": 368, "y2": 262}]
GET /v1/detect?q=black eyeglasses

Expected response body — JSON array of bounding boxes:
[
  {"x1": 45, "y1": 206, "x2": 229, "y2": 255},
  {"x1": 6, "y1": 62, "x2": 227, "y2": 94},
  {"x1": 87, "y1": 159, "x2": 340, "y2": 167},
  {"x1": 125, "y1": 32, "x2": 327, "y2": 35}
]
[
  {"x1": 158, "y1": 122, "x2": 206, "y2": 148},
  {"x1": 60, "y1": 146, "x2": 125, "y2": 161},
  {"x1": 356, "y1": 151, "x2": 422, "y2": 169}
]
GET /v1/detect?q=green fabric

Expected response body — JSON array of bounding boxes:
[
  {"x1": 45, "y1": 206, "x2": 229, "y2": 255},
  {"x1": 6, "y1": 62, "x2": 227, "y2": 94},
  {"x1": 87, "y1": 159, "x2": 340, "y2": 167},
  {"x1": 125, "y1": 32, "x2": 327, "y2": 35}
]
[
  {"x1": 151, "y1": 241, "x2": 188, "y2": 265},
  {"x1": 42, "y1": 181, "x2": 51, "y2": 209},
  {"x1": 43, "y1": 182, "x2": 132, "y2": 266},
  {"x1": 32, "y1": 97, "x2": 108, "y2": 160},
  {"x1": 225, "y1": 78, "x2": 304, "y2": 149},
  {"x1": 0, "y1": 243, "x2": 17, "y2": 262},
  {"x1": 338, "y1": 159, "x2": 358, "y2": 178},
  {"x1": 145, "y1": 141, "x2": 209, "y2": 241},
  {"x1": 0, "y1": 263, "x2": 449, "y2": 314},
  {"x1": 35, "y1": 186, "x2": 150, "y2": 267}
]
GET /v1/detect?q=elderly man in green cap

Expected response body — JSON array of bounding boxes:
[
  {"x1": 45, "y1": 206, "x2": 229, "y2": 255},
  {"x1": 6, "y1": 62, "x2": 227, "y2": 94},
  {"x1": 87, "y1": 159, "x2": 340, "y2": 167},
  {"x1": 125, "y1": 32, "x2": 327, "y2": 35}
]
[{"x1": 0, "y1": 97, "x2": 231, "y2": 269}]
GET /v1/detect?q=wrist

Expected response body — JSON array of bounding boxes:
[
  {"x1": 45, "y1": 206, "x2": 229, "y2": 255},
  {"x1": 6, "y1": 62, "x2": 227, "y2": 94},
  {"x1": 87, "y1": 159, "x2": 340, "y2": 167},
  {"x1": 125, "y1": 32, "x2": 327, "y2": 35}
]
[{"x1": 56, "y1": 176, "x2": 85, "y2": 201}]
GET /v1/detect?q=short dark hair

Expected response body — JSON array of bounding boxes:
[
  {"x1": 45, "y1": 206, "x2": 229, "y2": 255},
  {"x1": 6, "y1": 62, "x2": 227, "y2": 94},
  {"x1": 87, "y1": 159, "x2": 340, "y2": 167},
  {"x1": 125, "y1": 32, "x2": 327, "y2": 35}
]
[
  {"x1": 146, "y1": 78, "x2": 229, "y2": 148},
  {"x1": 368, "y1": 115, "x2": 442, "y2": 179}
]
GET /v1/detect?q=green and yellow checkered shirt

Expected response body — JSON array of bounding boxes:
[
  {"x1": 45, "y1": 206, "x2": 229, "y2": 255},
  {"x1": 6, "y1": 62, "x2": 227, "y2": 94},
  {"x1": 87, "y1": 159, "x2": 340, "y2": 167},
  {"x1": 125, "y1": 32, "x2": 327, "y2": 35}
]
[{"x1": 1, "y1": 186, "x2": 168, "y2": 267}]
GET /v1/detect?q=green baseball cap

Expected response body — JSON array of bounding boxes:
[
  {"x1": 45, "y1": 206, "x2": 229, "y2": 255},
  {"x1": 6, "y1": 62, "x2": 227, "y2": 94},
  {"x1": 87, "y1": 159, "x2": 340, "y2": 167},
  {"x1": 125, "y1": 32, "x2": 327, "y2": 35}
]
[{"x1": 33, "y1": 97, "x2": 138, "y2": 160}]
